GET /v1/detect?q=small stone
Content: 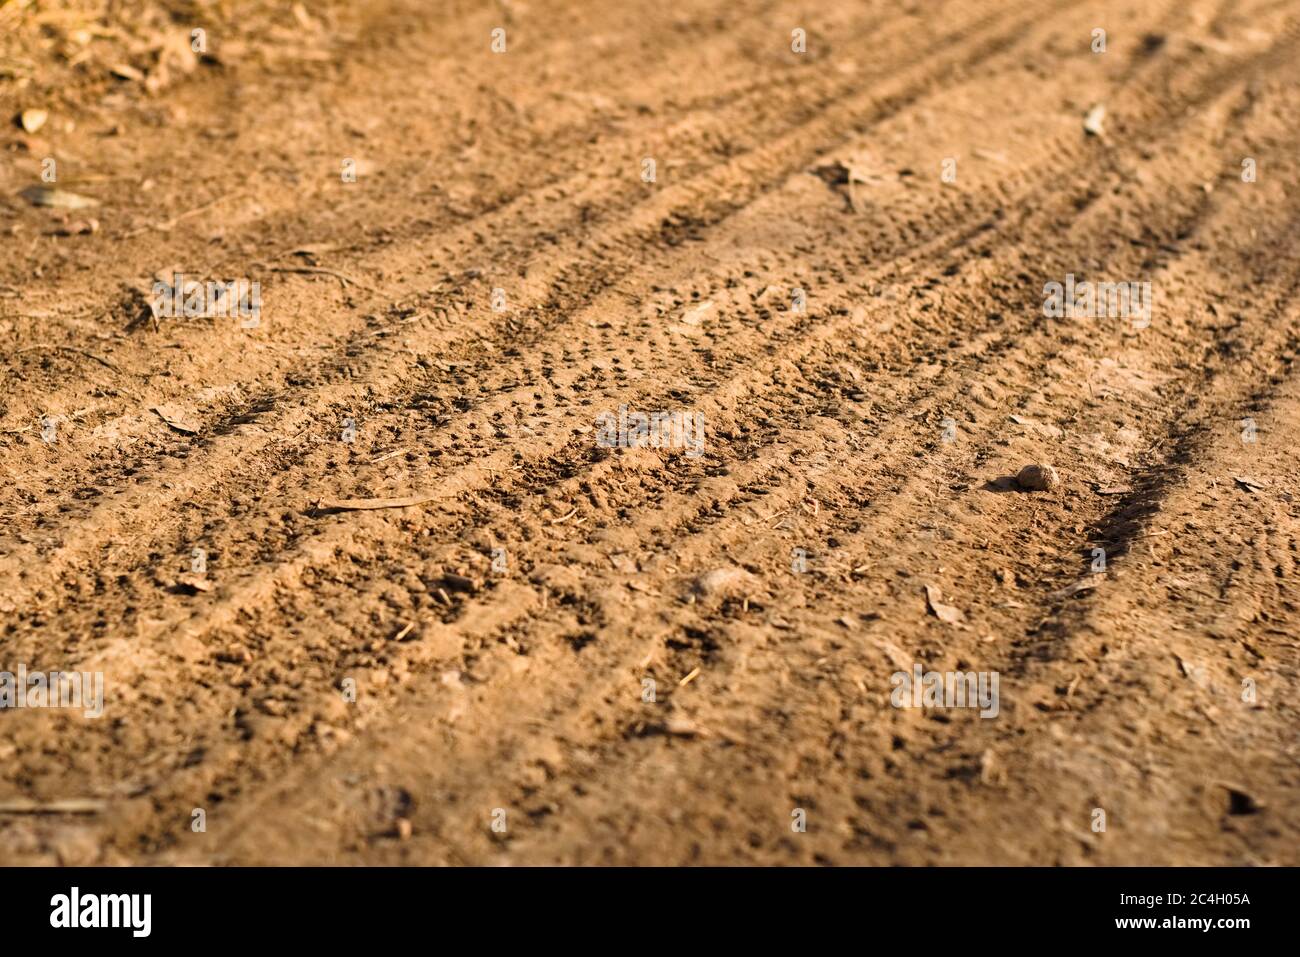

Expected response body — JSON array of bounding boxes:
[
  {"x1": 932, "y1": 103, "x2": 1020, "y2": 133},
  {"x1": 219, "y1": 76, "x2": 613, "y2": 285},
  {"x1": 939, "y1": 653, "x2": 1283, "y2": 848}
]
[
  {"x1": 394, "y1": 817, "x2": 413, "y2": 840},
  {"x1": 1083, "y1": 104, "x2": 1106, "y2": 137},
  {"x1": 19, "y1": 108, "x2": 48, "y2": 134},
  {"x1": 1016, "y1": 464, "x2": 1060, "y2": 491}
]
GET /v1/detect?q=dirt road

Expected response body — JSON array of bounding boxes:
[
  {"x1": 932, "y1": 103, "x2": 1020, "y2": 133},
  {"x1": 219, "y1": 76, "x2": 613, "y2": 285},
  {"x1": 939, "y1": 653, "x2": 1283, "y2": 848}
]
[{"x1": 1, "y1": 0, "x2": 1297, "y2": 865}]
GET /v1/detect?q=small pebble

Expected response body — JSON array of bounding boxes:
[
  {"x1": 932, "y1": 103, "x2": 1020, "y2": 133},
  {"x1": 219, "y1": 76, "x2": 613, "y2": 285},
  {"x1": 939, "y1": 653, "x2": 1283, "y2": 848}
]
[{"x1": 19, "y1": 108, "x2": 48, "y2": 134}]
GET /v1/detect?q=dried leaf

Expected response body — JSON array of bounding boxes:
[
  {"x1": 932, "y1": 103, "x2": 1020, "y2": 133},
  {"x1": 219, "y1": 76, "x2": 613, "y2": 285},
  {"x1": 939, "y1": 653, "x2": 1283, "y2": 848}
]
[
  {"x1": 1008, "y1": 414, "x2": 1063, "y2": 439},
  {"x1": 110, "y1": 63, "x2": 145, "y2": 82},
  {"x1": 19, "y1": 186, "x2": 100, "y2": 210},
  {"x1": 151, "y1": 405, "x2": 199, "y2": 434},
  {"x1": 924, "y1": 583, "x2": 963, "y2": 623},
  {"x1": 176, "y1": 573, "x2": 213, "y2": 593},
  {"x1": 1052, "y1": 578, "x2": 1101, "y2": 600},
  {"x1": 680, "y1": 301, "x2": 714, "y2": 326}
]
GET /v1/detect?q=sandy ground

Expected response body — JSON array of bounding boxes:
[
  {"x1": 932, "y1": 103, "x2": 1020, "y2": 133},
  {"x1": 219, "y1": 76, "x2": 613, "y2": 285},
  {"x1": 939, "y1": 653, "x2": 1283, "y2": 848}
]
[{"x1": 1, "y1": 0, "x2": 1298, "y2": 866}]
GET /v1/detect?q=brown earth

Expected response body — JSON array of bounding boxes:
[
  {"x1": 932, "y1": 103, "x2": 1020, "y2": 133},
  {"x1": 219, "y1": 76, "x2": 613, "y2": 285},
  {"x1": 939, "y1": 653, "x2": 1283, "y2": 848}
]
[{"x1": 1, "y1": 0, "x2": 1298, "y2": 866}]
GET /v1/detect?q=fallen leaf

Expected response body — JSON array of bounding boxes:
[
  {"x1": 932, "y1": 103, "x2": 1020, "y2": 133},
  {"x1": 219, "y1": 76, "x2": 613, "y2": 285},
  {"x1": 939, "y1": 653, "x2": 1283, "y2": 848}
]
[
  {"x1": 663, "y1": 714, "x2": 705, "y2": 737},
  {"x1": 867, "y1": 635, "x2": 914, "y2": 670},
  {"x1": 19, "y1": 186, "x2": 100, "y2": 210},
  {"x1": 110, "y1": 63, "x2": 145, "y2": 82},
  {"x1": 680, "y1": 301, "x2": 714, "y2": 326},
  {"x1": 924, "y1": 583, "x2": 963, "y2": 623},
  {"x1": 151, "y1": 405, "x2": 199, "y2": 434},
  {"x1": 811, "y1": 152, "x2": 896, "y2": 213},
  {"x1": 1052, "y1": 578, "x2": 1101, "y2": 600},
  {"x1": 1008, "y1": 413, "x2": 1063, "y2": 439},
  {"x1": 176, "y1": 573, "x2": 212, "y2": 593}
]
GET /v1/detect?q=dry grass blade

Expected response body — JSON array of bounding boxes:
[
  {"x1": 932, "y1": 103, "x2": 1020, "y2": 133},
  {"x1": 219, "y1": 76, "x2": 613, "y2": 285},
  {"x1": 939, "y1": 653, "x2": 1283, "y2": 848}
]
[
  {"x1": 315, "y1": 494, "x2": 440, "y2": 512},
  {"x1": 0, "y1": 798, "x2": 106, "y2": 815},
  {"x1": 16, "y1": 344, "x2": 120, "y2": 372},
  {"x1": 268, "y1": 266, "x2": 373, "y2": 291}
]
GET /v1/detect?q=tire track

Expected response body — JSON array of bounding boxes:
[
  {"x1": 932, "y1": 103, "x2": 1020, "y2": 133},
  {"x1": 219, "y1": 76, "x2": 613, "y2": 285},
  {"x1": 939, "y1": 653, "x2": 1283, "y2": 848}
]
[{"x1": 140, "y1": 41, "x2": 1300, "y2": 861}]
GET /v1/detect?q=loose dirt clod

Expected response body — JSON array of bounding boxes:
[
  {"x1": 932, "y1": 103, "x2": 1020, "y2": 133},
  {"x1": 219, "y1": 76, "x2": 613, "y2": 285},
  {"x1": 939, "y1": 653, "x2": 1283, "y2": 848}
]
[
  {"x1": 439, "y1": 572, "x2": 479, "y2": 594},
  {"x1": 690, "y1": 565, "x2": 755, "y2": 597},
  {"x1": 1016, "y1": 463, "x2": 1061, "y2": 491}
]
